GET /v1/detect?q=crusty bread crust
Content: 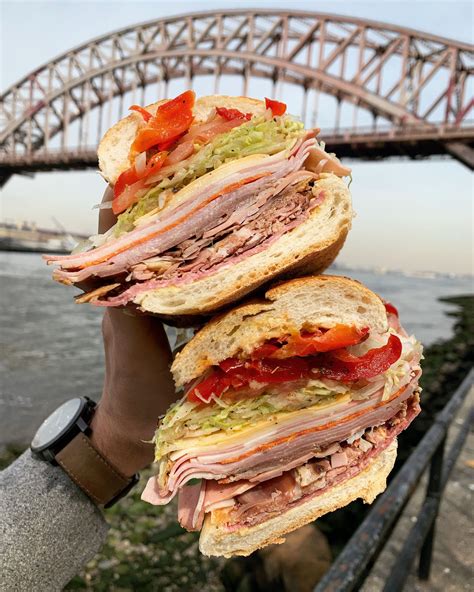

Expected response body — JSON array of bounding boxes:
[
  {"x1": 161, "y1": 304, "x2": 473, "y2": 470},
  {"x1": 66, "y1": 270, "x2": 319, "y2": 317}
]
[
  {"x1": 147, "y1": 230, "x2": 347, "y2": 329},
  {"x1": 98, "y1": 95, "x2": 267, "y2": 184},
  {"x1": 133, "y1": 173, "x2": 351, "y2": 321},
  {"x1": 171, "y1": 273, "x2": 387, "y2": 387},
  {"x1": 199, "y1": 440, "x2": 397, "y2": 557},
  {"x1": 146, "y1": 228, "x2": 348, "y2": 329},
  {"x1": 97, "y1": 95, "x2": 353, "y2": 324}
]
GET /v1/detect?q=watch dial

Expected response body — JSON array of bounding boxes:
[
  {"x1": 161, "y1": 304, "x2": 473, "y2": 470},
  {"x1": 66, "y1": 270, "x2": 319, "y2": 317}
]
[{"x1": 31, "y1": 398, "x2": 84, "y2": 451}]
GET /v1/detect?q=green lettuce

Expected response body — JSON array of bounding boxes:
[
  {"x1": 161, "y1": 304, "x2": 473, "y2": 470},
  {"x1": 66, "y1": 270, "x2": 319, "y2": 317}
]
[
  {"x1": 154, "y1": 333, "x2": 422, "y2": 460},
  {"x1": 114, "y1": 116, "x2": 305, "y2": 235},
  {"x1": 154, "y1": 380, "x2": 350, "y2": 460}
]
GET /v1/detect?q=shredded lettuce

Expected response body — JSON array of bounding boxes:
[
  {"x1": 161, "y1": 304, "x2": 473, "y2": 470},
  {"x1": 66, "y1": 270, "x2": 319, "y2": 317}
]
[
  {"x1": 154, "y1": 381, "x2": 349, "y2": 459},
  {"x1": 154, "y1": 333, "x2": 423, "y2": 460},
  {"x1": 114, "y1": 116, "x2": 305, "y2": 235},
  {"x1": 382, "y1": 335, "x2": 423, "y2": 400}
]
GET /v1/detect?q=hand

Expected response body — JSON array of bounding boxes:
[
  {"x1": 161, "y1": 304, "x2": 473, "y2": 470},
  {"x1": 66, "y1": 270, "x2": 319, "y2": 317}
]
[{"x1": 89, "y1": 187, "x2": 177, "y2": 476}]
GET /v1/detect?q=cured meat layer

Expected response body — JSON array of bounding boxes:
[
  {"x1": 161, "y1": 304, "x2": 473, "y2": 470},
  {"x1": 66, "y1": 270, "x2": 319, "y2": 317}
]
[
  {"x1": 176, "y1": 393, "x2": 420, "y2": 531},
  {"x1": 142, "y1": 371, "x2": 420, "y2": 505},
  {"x1": 96, "y1": 177, "x2": 323, "y2": 306}
]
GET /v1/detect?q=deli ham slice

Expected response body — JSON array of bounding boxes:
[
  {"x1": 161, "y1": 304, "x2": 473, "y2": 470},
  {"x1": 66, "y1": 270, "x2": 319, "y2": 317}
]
[
  {"x1": 164, "y1": 394, "x2": 420, "y2": 530},
  {"x1": 146, "y1": 371, "x2": 419, "y2": 505},
  {"x1": 48, "y1": 139, "x2": 315, "y2": 287},
  {"x1": 305, "y1": 145, "x2": 352, "y2": 177},
  {"x1": 177, "y1": 480, "x2": 207, "y2": 531},
  {"x1": 203, "y1": 480, "x2": 255, "y2": 510}
]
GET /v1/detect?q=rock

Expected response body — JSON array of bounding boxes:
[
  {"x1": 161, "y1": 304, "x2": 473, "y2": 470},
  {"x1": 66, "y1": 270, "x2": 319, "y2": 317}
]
[{"x1": 257, "y1": 524, "x2": 332, "y2": 592}]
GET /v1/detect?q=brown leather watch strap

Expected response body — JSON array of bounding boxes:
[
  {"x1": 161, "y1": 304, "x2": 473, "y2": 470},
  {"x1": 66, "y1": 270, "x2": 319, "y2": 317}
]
[{"x1": 56, "y1": 432, "x2": 131, "y2": 506}]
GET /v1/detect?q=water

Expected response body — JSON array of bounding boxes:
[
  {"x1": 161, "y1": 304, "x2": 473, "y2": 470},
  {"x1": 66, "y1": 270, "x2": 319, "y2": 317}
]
[{"x1": 1, "y1": 252, "x2": 472, "y2": 447}]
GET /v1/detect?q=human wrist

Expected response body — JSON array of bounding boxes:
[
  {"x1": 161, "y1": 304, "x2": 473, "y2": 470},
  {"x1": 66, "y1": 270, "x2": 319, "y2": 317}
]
[{"x1": 89, "y1": 404, "x2": 154, "y2": 477}]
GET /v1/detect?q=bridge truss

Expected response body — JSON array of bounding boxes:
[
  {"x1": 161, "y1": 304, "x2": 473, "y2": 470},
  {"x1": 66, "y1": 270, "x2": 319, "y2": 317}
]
[{"x1": 1, "y1": 9, "x2": 473, "y2": 185}]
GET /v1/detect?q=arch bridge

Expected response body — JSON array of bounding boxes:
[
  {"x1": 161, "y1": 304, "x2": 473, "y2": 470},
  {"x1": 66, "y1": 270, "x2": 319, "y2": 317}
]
[{"x1": 1, "y1": 9, "x2": 473, "y2": 186}]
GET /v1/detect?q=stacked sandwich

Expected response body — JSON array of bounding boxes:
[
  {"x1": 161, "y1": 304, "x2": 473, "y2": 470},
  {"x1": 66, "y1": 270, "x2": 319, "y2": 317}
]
[
  {"x1": 44, "y1": 91, "x2": 422, "y2": 557},
  {"x1": 44, "y1": 92, "x2": 352, "y2": 320},
  {"x1": 142, "y1": 276, "x2": 422, "y2": 557}
]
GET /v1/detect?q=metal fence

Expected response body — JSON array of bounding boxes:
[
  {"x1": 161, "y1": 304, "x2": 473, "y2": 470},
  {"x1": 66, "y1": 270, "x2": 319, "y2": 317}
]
[{"x1": 314, "y1": 368, "x2": 474, "y2": 592}]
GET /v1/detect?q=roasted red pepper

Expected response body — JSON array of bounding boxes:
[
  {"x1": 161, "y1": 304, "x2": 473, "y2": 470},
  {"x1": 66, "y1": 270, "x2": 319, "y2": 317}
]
[
  {"x1": 319, "y1": 334, "x2": 403, "y2": 382},
  {"x1": 186, "y1": 334, "x2": 403, "y2": 403},
  {"x1": 131, "y1": 90, "x2": 195, "y2": 155},
  {"x1": 384, "y1": 302, "x2": 399, "y2": 317},
  {"x1": 112, "y1": 151, "x2": 168, "y2": 214},
  {"x1": 216, "y1": 107, "x2": 252, "y2": 121},
  {"x1": 272, "y1": 325, "x2": 369, "y2": 358},
  {"x1": 265, "y1": 97, "x2": 287, "y2": 116},
  {"x1": 129, "y1": 104, "x2": 153, "y2": 122}
]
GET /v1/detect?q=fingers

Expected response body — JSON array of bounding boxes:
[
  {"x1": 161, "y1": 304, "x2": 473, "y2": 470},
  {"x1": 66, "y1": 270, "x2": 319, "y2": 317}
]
[{"x1": 98, "y1": 185, "x2": 116, "y2": 234}]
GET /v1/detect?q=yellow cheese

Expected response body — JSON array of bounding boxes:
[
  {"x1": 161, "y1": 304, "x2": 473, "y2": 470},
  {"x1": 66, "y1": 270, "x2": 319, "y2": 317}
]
[{"x1": 167, "y1": 393, "x2": 351, "y2": 456}]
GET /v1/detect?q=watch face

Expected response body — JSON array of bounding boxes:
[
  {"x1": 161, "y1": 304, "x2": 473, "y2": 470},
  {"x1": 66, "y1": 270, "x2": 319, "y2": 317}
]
[{"x1": 31, "y1": 398, "x2": 85, "y2": 452}]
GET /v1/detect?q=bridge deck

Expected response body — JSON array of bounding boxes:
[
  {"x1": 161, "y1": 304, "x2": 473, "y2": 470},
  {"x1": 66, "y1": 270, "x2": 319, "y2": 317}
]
[{"x1": 2, "y1": 127, "x2": 473, "y2": 179}]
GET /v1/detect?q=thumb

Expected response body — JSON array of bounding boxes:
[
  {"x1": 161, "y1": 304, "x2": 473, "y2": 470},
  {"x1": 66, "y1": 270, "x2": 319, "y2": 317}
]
[{"x1": 98, "y1": 185, "x2": 116, "y2": 234}]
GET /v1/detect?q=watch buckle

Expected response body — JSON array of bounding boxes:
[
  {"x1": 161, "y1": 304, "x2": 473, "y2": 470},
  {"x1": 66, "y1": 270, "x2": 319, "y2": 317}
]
[{"x1": 104, "y1": 473, "x2": 140, "y2": 508}]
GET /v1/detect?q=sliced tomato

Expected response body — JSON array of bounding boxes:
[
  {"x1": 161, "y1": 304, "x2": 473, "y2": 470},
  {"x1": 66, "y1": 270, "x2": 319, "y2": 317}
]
[
  {"x1": 131, "y1": 90, "x2": 195, "y2": 155},
  {"x1": 187, "y1": 357, "x2": 310, "y2": 403},
  {"x1": 384, "y1": 302, "x2": 399, "y2": 317},
  {"x1": 177, "y1": 116, "x2": 244, "y2": 147},
  {"x1": 129, "y1": 104, "x2": 152, "y2": 122},
  {"x1": 265, "y1": 97, "x2": 287, "y2": 116},
  {"x1": 164, "y1": 140, "x2": 195, "y2": 166},
  {"x1": 114, "y1": 167, "x2": 140, "y2": 199},
  {"x1": 112, "y1": 178, "x2": 147, "y2": 215},
  {"x1": 270, "y1": 325, "x2": 369, "y2": 358},
  {"x1": 319, "y1": 334, "x2": 402, "y2": 382},
  {"x1": 157, "y1": 133, "x2": 186, "y2": 152},
  {"x1": 112, "y1": 152, "x2": 168, "y2": 214},
  {"x1": 216, "y1": 107, "x2": 252, "y2": 121}
]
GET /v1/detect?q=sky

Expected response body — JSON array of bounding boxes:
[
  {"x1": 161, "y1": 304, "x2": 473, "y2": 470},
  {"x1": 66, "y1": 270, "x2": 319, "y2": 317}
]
[{"x1": 1, "y1": 0, "x2": 473, "y2": 275}]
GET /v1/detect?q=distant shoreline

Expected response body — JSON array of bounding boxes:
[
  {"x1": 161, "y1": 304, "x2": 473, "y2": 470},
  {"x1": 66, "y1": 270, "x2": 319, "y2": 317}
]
[{"x1": 332, "y1": 262, "x2": 474, "y2": 281}]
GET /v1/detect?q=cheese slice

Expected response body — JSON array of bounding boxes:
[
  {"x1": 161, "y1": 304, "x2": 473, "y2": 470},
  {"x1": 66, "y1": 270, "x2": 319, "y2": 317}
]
[{"x1": 166, "y1": 393, "x2": 351, "y2": 456}]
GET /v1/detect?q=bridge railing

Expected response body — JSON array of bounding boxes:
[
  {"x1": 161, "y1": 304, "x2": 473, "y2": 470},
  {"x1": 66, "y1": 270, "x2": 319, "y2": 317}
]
[
  {"x1": 320, "y1": 121, "x2": 474, "y2": 140},
  {"x1": 314, "y1": 368, "x2": 474, "y2": 592},
  {"x1": 0, "y1": 146, "x2": 98, "y2": 163},
  {"x1": 2, "y1": 120, "x2": 473, "y2": 164}
]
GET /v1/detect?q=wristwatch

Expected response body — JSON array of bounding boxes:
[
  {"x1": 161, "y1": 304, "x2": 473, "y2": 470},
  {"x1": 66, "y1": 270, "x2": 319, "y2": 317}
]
[{"x1": 31, "y1": 397, "x2": 139, "y2": 508}]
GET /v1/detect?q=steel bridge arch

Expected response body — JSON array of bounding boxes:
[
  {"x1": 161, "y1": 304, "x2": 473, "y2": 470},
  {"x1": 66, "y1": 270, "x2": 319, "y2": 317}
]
[{"x1": 1, "y1": 9, "x2": 473, "y2": 181}]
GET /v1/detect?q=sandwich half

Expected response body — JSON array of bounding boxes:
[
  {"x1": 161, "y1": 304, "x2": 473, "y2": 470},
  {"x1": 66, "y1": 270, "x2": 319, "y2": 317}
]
[
  {"x1": 44, "y1": 92, "x2": 352, "y2": 320},
  {"x1": 142, "y1": 275, "x2": 423, "y2": 557}
]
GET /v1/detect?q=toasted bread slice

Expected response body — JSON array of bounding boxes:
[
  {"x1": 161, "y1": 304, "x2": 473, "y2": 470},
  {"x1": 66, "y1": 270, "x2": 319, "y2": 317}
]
[{"x1": 171, "y1": 274, "x2": 387, "y2": 387}]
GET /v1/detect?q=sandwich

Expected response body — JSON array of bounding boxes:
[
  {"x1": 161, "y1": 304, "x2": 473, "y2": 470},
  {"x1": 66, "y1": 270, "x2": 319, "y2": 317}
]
[
  {"x1": 141, "y1": 275, "x2": 423, "y2": 557},
  {"x1": 44, "y1": 92, "x2": 352, "y2": 320}
]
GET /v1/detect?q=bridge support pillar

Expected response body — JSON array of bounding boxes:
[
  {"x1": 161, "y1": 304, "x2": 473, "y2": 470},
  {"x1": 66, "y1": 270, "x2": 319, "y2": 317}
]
[
  {"x1": 445, "y1": 143, "x2": 474, "y2": 170},
  {"x1": 0, "y1": 172, "x2": 13, "y2": 188}
]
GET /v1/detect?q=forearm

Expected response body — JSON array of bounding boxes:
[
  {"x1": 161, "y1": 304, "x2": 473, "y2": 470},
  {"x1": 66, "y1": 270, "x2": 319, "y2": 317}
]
[
  {"x1": 91, "y1": 309, "x2": 177, "y2": 476},
  {"x1": 0, "y1": 451, "x2": 108, "y2": 592}
]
